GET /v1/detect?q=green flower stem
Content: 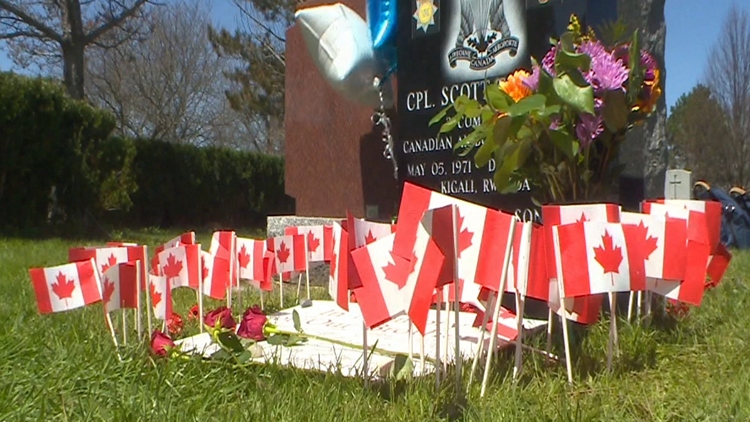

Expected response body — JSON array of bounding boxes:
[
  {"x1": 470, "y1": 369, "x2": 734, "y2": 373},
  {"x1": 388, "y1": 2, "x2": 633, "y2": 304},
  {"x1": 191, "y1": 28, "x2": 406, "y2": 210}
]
[{"x1": 266, "y1": 327, "x2": 437, "y2": 364}]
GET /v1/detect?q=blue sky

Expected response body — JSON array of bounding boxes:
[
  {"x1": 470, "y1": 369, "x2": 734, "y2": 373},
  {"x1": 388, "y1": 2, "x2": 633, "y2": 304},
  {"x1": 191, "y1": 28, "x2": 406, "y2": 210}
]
[{"x1": 0, "y1": 0, "x2": 745, "y2": 112}]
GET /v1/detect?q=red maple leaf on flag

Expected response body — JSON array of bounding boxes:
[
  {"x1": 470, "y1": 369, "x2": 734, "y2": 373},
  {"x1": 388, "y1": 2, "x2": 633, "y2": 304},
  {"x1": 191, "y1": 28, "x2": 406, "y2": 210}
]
[
  {"x1": 594, "y1": 230, "x2": 623, "y2": 284},
  {"x1": 307, "y1": 231, "x2": 320, "y2": 252},
  {"x1": 382, "y1": 251, "x2": 414, "y2": 288},
  {"x1": 364, "y1": 230, "x2": 377, "y2": 245},
  {"x1": 456, "y1": 208, "x2": 474, "y2": 258},
  {"x1": 51, "y1": 271, "x2": 76, "y2": 302},
  {"x1": 577, "y1": 213, "x2": 589, "y2": 223},
  {"x1": 330, "y1": 238, "x2": 337, "y2": 276},
  {"x1": 277, "y1": 241, "x2": 290, "y2": 263},
  {"x1": 163, "y1": 254, "x2": 183, "y2": 279},
  {"x1": 101, "y1": 253, "x2": 118, "y2": 274},
  {"x1": 201, "y1": 255, "x2": 209, "y2": 280},
  {"x1": 632, "y1": 221, "x2": 659, "y2": 260},
  {"x1": 149, "y1": 281, "x2": 162, "y2": 308},
  {"x1": 238, "y1": 245, "x2": 251, "y2": 269},
  {"x1": 102, "y1": 277, "x2": 116, "y2": 305}
]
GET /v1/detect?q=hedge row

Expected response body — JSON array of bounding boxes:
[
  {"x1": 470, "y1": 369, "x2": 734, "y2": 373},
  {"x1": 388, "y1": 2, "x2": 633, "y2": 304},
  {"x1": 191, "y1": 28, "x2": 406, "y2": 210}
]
[{"x1": 0, "y1": 72, "x2": 293, "y2": 230}]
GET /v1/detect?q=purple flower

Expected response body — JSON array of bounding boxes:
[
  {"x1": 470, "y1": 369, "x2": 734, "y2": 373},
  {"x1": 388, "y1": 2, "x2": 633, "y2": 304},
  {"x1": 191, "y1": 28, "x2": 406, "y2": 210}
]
[
  {"x1": 523, "y1": 65, "x2": 541, "y2": 91},
  {"x1": 577, "y1": 40, "x2": 629, "y2": 94},
  {"x1": 542, "y1": 46, "x2": 557, "y2": 76},
  {"x1": 575, "y1": 112, "x2": 604, "y2": 148}
]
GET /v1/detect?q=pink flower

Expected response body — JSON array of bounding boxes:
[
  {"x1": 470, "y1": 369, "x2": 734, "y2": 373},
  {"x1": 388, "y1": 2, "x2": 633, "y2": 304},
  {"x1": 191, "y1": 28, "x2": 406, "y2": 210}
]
[
  {"x1": 150, "y1": 330, "x2": 175, "y2": 357},
  {"x1": 237, "y1": 305, "x2": 267, "y2": 341},
  {"x1": 203, "y1": 306, "x2": 237, "y2": 330}
]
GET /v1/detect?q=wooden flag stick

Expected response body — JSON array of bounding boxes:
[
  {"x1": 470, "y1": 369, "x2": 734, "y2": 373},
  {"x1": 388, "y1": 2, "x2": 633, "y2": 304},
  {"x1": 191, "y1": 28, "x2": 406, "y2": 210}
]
[
  {"x1": 259, "y1": 289, "x2": 265, "y2": 311},
  {"x1": 279, "y1": 274, "x2": 284, "y2": 309},
  {"x1": 513, "y1": 222, "x2": 532, "y2": 381},
  {"x1": 198, "y1": 269, "x2": 204, "y2": 333},
  {"x1": 627, "y1": 291, "x2": 635, "y2": 322},
  {"x1": 636, "y1": 290, "x2": 643, "y2": 321},
  {"x1": 145, "y1": 273, "x2": 153, "y2": 336},
  {"x1": 296, "y1": 272, "x2": 303, "y2": 304},
  {"x1": 408, "y1": 321, "x2": 414, "y2": 360},
  {"x1": 435, "y1": 289, "x2": 442, "y2": 389},
  {"x1": 545, "y1": 307, "x2": 554, "y2": 362},
  {"x1": 552, "y1": 227, "x2": 573, "y2": 383},
  {"x1": 362, "y1": 321, "x2": 369, "y2": 387},
  {"x1": 443, "y1": 286, "x2": 450, "y2": 374},
  {"x1": 468, "y1": 292, "x2": 496, "y2": 390},
  {"x1": 607, "y1": 291, "x2": 618, "y2": 372},
  {"x1": 451, "y1": 204, "x2": 462, "y2": 396},
  {"x1": 135, "y1": 260, "x2": 143, "y2": 340},
  {"x1": 104, "y1": 311, "x2": 123, "y2": 362},
  {"x1": 305, "y1": 237, "x2": 311, "y2": 301},
  {"x1": 121, "y1": 309, "x2": 128, "y2": 346},
  {"x1": 420, "y1": 332, "x2": 426, "y2": 373},
  {"x1": 479, "y1": 222, "x2": 515, "y2": 397},
  {"x1": 513, "y1": 291, "x2": 525, "y2": 381}
]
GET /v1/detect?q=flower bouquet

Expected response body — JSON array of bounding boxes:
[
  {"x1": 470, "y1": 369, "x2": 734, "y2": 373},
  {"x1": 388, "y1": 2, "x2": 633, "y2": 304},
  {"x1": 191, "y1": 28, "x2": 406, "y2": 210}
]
[{"x1": 430, "y1": 16, "x2": 662, "y2": 204}]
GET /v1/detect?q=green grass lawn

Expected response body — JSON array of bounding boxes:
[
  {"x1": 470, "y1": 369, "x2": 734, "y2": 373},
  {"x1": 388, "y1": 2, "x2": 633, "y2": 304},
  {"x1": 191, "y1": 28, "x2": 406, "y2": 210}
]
[{"x1": 1, "y1": 227, "x2": 749, "y2": 421}]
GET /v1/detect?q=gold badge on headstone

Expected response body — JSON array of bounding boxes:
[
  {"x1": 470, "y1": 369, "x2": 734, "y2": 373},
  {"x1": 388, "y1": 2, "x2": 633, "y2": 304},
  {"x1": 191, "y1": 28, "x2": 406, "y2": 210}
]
[{"x1": 413, "y1": 0, "x2": 438, "y2": 33}]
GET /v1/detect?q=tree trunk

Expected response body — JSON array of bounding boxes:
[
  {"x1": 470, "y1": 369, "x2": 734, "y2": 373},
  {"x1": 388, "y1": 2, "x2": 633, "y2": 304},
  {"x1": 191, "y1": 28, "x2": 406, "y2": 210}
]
[{"x1": 62, "y1": 41, "x2": 86, "y2": 100}]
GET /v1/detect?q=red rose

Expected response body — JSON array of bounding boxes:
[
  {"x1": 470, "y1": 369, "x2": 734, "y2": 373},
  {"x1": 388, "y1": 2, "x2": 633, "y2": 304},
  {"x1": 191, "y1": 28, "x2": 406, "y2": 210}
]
[
  {"x1": 150, "y1": 330, "x2": 175, "y2": 357},
  {"x1": 188, "y1": 304, "x2": 200, "y2": 320},
  {"x1": 167, "y1": 313, "x2": 184, "y2": 336},
  {"x1": 237, "y1": 305, "x2": 267, "y2": 341},
  {"x1": 204, "y1": 306, "x2": 237, "y2": 330}
]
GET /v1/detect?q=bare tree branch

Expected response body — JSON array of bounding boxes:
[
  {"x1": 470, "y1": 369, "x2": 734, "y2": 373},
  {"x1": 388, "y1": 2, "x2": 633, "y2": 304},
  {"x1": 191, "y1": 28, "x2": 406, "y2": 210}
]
[
  {"x1": 0, "y1": 0, "x2": 63, "y2": 41},
  {"x1": 85, "y1": 0, "x2": 147, "y2": 42}
]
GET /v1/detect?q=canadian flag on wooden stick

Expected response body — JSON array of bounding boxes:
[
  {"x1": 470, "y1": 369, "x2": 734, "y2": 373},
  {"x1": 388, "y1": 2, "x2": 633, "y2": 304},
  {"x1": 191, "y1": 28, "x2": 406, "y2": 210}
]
[
  {"x1": 236, "y1": 237, "x2": 274, "y2": 291},
  {"x1": 392, "y1": 182, "x2": 514, "y2": 308},
  {"x1": 351, "y1": 227, "x2": 444, "y2": 334},
  {"x1": 642, "y1": 203, "x2": 711, "y2": 305},
  {"x1": 542, "y1": 203, "x2": 620, "y2": 324},
  {"x1": 285, "y1": 225, "x2": 333, "y2": 263},
  {"x1": 101, "y1": 262, "x2": 138, "y2": 314},
  {"x1": 200, "y1": 250, "x2": 229, "y2": 299},
  {"x1": 621, "y1": 212, "x2": 687, "y2": 286},
  {"x1": 157, "y1": 245, "x2": 201, "y2": 291},
  {"x1": 148, "y1": 272, "x2": 172, "y2": 320},
  {"x1": 346, "y1": 211, "x2": 396, "y2": 289},
  {"x1": 30, "y1": 259, "x2": 102, "y2": 314},
  {"x1": 651, "y1": 199, "x2": 722, "y2": 253},
  {"x1": 329, "y1": 222, "x2": 350, "y2": 310},
  {"x1": 210, "y1": 231, "x2": 238, "y2": 291},
  {"x1": 152, "y1": 232, "x2": 196, "y2": 273},
  {"x1": 68, "y1": 245, "x2": 148, "y2": 289},
  {"x1": 552, "y1": 221, "x2": 632, "y2": 297},
  {"x1": 707, "y1": 243, "x2": 732, "y2": 288},
  {"x1": 268, "y1": 235, "x2": 307, "y2": 273}
]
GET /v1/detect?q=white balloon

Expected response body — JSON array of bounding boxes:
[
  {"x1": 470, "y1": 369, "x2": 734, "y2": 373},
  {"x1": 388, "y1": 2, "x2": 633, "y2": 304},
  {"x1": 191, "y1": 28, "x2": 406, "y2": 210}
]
[{"x1": 295, "y1": 3, "x2": 393, "y2": 109}]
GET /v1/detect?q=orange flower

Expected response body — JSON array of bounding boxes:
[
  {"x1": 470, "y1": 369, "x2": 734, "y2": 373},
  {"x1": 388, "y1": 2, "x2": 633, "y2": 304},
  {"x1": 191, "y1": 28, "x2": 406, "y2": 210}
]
[
  {"x1": 499, "y1": 69, "x2": 532, "y2": 102},
  {"x1": 633, "y1": 68, "x2": 662, "y2": 114}
]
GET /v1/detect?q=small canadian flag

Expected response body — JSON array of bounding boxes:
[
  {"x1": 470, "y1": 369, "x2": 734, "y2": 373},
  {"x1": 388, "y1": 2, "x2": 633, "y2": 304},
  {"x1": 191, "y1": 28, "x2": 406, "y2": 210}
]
[
  {"x1": 157, "y1": 244, "x2": 201, "y2": 291},
  {"x1": 285, "y1": 225, "x2": 333, "y2": 263},
  {"x1": 152, "y1": 232, "x2": 196, "y2": 273},
  {"x1": 210, "y1": 231, "x2": 238, "y2": 291},
  {"x1": 29, "y1": 258, "x2": 102, "y2": 314},
  {"x1": 101, "y1": 262, "x2": 139, "y2": 314},
  {"x1": 553, "y1": 221, "x2": 632, "y2": 298},
  {"x1": 621, "y1": 212, "x2": 688, "y2": 285},
  {"x1": 346, "y1": 211, "x2": 396, "y2": 290},
  {"x1": 68, "y1": 245, "x2": 148, "y2": 289},
  {"x1": 267, "y1": 235, "x2": 307, "y2": 273},
  {"x1": 329, "y1": 222, "x2": 350, "y2": 310},
  {"x1": 148, "y1": 271, "x2": 172, "y2": 320},
  {"x1": 236, "y1": 237, "x2": 274, "y2": 291},
  {"x1": 642, "y1": 202, "x2": 711, "y2": 305}
]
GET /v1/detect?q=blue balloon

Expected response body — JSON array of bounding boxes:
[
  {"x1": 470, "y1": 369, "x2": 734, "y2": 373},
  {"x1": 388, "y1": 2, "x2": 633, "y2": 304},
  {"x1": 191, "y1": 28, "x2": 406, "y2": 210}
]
[{"x1": 366, "y1": 0, "x2": 396, "y2": 52}]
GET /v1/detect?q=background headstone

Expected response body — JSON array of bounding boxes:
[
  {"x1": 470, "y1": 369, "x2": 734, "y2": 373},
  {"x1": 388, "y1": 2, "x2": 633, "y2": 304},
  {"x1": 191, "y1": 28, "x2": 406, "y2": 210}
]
[
  {"x1": 664, "y1": 169, "x2": 692, "y2": 200},
  {"x1": 284, "y1": 0, "x2": 400, "y2": 221}
]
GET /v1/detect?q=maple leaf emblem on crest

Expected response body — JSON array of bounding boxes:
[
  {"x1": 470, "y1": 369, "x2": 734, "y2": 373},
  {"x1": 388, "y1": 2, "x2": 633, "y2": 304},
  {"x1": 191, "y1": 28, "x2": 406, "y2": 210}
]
[
  {"x1": 364, "y1": 230, "x2": 377, "y2": 245},
  {"x1": 307, "y1": 231, "x2": 320, "y2": 252},
  {"x1": 149, "y1": 281, "x2": 161, "y2": 308},
  {"x1": 277, "y1": 241, "x2": 291, "y2": 263},
  {"x1": 456, "y1": 208, "x2": 474, "y2": 258},
  {"x1": 594, "y1": 230, "x2": 623, "y2": 284},
  {"x1": 102, "y1": 276, "x2": 116, "y2": 305},
  {"x1": 238, "y1": 245, "x2": 251, "y2": 269},
  {"x1": 162, "y1": 254, "x2": 183, "y2": 279},
  {"x1": 101, "y1": 253, "x2": 118, "y2": 274},
  {"x1": 51, "y1": 271, "x2": 76, "y2": 303}
]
